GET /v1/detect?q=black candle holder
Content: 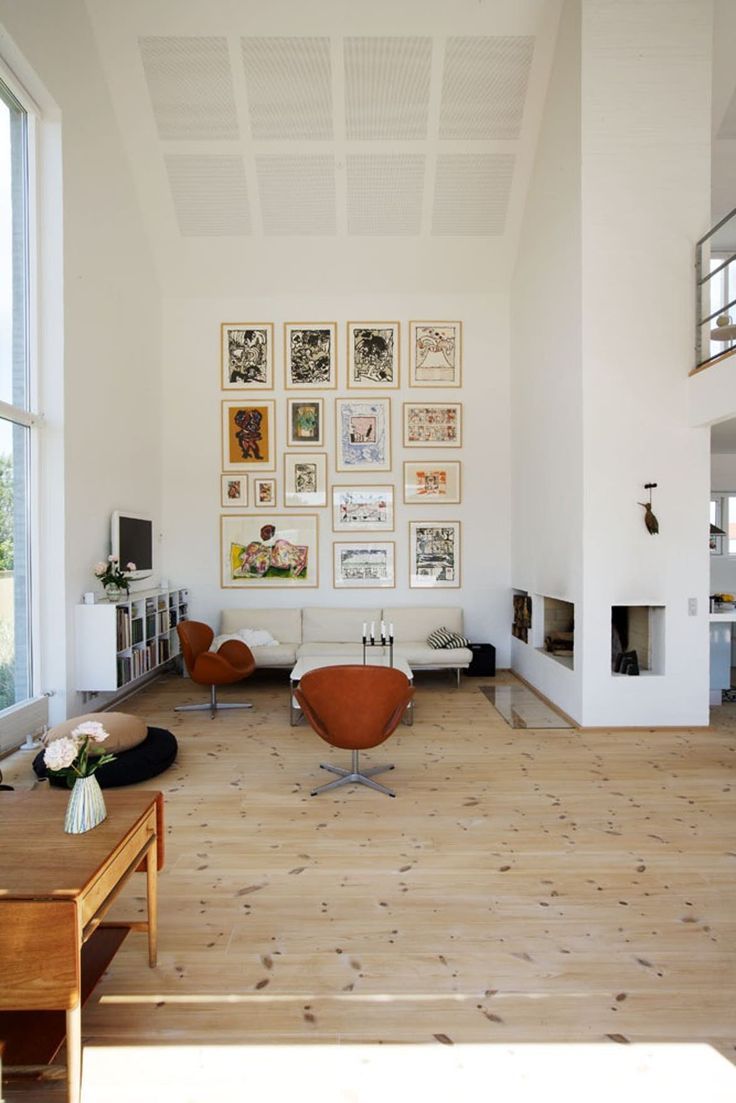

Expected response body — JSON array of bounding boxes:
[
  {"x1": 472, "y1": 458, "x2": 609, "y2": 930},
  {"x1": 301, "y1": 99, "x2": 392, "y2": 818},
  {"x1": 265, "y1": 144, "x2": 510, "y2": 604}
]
[{"x1": 362, "y1": 633, "x2": 394, "y2": 667}]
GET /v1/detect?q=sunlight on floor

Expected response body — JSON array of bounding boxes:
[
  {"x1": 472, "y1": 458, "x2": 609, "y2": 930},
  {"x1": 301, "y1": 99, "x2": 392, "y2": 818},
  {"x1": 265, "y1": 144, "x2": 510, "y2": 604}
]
[{"x1": 80, "y1": 1043, "x2": 736, "y2": 1103}]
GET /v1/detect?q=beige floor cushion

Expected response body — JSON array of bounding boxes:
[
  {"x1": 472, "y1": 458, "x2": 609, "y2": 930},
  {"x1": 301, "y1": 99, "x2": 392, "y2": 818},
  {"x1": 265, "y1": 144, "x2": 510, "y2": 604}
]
[{"x1": 45, "y1": 711, "x2": 147, "y2": 754}]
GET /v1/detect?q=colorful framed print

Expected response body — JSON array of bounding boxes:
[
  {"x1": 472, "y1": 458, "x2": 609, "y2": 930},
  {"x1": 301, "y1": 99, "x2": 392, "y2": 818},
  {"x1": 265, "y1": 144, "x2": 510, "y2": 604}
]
[
  {"x1": 284, "y1": 452, "x2": 327, "y2": 508},
  {"x1": 222, "y1": 400, "x2": 275, "y2": 471},
  {"x1": 284, "y1": 322, "x2": 337, "y2": 390},
  {"x1": 221, "y1": 323, "x2": 274, "y2": 390},
  {"x1": 403, "y1": 461, "x2": 461, "y2": 505},
  {"x1": 403, "y1": 402, "x2": 462, "y2": 448},
  {"x1": 409, "y1": 321, "x2": 462, "y2": 387},
  {"x1": 333, "y1": 541, "x2": 395, "y2": 589},
  {"x1": 253, "y1": 478, "x2": 276, "y2": 508},
  {"x1": 335, "y1": 397, "x2": 391, "y2": 472},
  {"x1": 409, "y1": 521, "x2": 461, "y2": 588},
  {"x1": 286, "y1": 398, "x2": 324, "y2": 448},
  {"x1": 221, "y1": 513, "x2": 318, "y2": 588},
  {"x1": 221, "y1": 475, "x2": 247, "y2": 508},
  {"x1": 347, "y1": 322, "x2": 400, "y2": 389},
  {"x1": 332, "y1": 485, "x2": 394, "y2": 532}
]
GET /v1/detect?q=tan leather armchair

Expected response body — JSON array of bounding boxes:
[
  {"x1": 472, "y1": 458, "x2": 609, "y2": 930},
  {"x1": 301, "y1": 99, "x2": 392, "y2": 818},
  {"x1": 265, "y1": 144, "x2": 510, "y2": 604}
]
[
  {"x1": 175, "y1": 621, "x2": 256, "y2": 719},
  {"x1": 294, "y1": 665, "x2": 413, "y2": 797}
]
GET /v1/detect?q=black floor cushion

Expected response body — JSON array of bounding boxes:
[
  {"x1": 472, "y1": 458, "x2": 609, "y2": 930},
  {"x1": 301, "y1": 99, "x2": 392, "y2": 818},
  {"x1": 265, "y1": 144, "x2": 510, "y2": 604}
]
[{"x1": 33, "y1": 726, "x2": 178, "y2": 789}]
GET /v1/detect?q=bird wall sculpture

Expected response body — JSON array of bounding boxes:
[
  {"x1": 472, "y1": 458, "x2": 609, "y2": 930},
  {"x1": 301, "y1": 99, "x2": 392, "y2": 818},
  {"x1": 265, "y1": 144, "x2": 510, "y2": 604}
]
[{"x1": 639, "y1": 483, "x2": 659, "y2": 534}]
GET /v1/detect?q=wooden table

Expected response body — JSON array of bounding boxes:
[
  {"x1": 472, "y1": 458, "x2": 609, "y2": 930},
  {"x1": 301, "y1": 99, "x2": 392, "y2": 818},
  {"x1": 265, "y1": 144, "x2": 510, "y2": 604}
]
[{"x1": 0, "y1": 789, "x2": 163, "y2": 1103}]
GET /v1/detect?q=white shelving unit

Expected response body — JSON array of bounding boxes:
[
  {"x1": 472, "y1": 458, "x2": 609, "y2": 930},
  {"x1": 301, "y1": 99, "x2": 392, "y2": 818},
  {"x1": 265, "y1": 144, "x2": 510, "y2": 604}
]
[{"x1": 75, "y1": 586, "x2": 189, "y2": 692}]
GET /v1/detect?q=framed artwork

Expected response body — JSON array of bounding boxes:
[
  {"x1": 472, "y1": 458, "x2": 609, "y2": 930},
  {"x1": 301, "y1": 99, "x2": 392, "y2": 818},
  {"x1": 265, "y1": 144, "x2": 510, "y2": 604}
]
[
  {"x1": 222, "y1": 400, "x2": 275, "y2": 471},
  {"x1": 347, "y1": 322, "x2": 400, "y2": 389},
  {"x1": 284, "y1": 322, "x2": 337, "y2": 390},
  {"x1": 284, "y1": 452, "x2": 327, "y2": 508},
  {"x1": 221, "y1": 513, "x2": 318, "y2": 588},
  {"x1": 512, "y1": 594, "x2": 532, "y2": 643},
  {"x1": 221, "y1": 323, "x2": 274, "y2": 390},
  {"x1": 409, "y1": 321, "x2": 462, "y2": 387},
  {"x1": 403, "y1": 461, "x2": 461, "y2": 505},
  {"x1": 332, "y1": 485, "x2": 394, "y2": 532},
  {"x1": 286, "y1": 397, "x2": 324, "y2": 447},
  {"x1": 335, "y1": 397, "x2": 391, "y2": 472},
  {"x1": 403, "y1": 402, "x2": 462, "y2": 448},
  {"x1": 221, "y1": 475, "x2": 247, "y2": 508},
  {"x1": 409, "y1": 521, "x2": 461, "y2": 588},
  {"x1": 253, "y1": 478, "x2": 276, "y2": 508},
  {"x1": 333, "y1": 541, "x2": 395, "y2": 589}
]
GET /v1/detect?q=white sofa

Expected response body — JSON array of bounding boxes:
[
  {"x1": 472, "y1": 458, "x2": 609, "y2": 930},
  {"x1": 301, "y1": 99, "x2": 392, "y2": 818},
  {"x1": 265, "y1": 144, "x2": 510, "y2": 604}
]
[{"x1": 219, "y1": 606, "x2": 472, "y2": 675}]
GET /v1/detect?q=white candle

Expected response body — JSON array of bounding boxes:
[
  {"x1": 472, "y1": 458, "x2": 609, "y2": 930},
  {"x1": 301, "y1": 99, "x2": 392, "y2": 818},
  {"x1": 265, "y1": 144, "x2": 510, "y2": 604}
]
[
  {"x1": 362, "y1": 622, "x2": 367, "y2": 638},
  {"x1": 389, "y1": 623, "x2": 394, "y2": 638},
  {"x1": 381, "y1": 620, "x2": 386, "y2": 639}
]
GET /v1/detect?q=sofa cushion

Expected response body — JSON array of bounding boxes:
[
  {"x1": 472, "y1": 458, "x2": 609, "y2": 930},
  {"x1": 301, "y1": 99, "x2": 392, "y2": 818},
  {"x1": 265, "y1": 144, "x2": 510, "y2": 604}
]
[
  {"x1": 427, "y1": 627, "x2": 470, "y2": 649},
  {"x1": 45, "y1": 711, "x2": 147, "y2": 755},
  {"x1": 250, "y1": 643, "x2": 299, "y2": 668},
  {"x1": 394, "y1": 643, "x2": 472, "y2": 667},
  {"x1": 302, "y1": 607, "x2": 381, "y2": 644},
  {"x1": 220, "y1": 608, "x2": 302, "y2": 644},
  {"x1": 297, "y1": 642, "x2": 365, "y2": 658},
  {"x1": 383, "y1": 607, "x2": 464, "y2": 642}
]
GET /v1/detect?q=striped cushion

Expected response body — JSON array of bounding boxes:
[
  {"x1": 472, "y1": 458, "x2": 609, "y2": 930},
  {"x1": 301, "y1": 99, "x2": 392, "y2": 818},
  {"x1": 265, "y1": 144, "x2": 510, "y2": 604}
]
[{"x1": 427, "y1": 626, "x2": 470, "y2": 650}]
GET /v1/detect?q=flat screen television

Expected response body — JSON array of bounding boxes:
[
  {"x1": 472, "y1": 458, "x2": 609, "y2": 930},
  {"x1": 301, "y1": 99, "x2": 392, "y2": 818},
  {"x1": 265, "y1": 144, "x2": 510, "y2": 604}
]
[{"x1": 111, "y1": 511, "x2": 155, "y2": 582}]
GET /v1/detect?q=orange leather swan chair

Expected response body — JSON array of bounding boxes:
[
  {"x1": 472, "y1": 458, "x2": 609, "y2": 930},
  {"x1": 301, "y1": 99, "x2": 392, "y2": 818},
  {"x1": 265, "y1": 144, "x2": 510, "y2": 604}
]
[
  {"x1": 294, "y1": 665, "x2": 413, "y2": 797},
  {"x1": 175, "y1": 621, "x2": 256, "y2": 719}
]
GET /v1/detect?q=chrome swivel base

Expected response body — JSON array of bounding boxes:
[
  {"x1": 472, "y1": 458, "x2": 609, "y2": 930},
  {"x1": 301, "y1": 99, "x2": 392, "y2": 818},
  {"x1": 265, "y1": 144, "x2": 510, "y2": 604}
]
[
  {"x1": 311, "y1": 750, "x2": 396, "y2": 797},
  {"x1": 175, "y1": 685, "x2": 253, "y2": 720}
]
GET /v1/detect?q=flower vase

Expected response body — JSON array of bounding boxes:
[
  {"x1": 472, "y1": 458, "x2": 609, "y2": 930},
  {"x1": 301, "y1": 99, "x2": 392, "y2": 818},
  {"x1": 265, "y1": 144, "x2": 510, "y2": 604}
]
[
  {"x1": 64, "y1": 774, "x2": 107, "y2": 834},
  {"x1": 105, "y1": 584, "x2": 123, "y2": 603}
]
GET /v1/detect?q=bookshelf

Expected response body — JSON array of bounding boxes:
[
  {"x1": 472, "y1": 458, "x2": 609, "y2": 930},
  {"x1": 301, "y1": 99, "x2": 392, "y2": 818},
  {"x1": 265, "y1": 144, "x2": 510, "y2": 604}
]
[{"x1": 75, "y1": 586, "x2": 189, "y2": 692}]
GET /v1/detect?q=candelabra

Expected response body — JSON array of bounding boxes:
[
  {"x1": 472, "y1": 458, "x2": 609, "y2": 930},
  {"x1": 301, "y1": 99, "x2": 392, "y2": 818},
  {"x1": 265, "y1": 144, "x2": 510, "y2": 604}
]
[{"x1": 361, "y1": 620, "x2": 394, "y2": 667}]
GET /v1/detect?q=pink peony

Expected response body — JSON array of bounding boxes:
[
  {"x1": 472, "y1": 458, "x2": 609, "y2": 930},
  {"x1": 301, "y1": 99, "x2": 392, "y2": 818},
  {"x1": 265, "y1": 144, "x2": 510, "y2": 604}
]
[
  {"x1": 72, "y1": 720, "x2": 109, "y2": 744},
  {"x1": 94, "y1": 561, "x2": 107, "y2": 574},
  {"x1": 44, "y1": 736, "x2": 80, "y2": 771},
  {"x1": 126, "y1": 562, "x2": 136, "y2": 572},
  {"x1": 108, "y1": 554, "x2": 118, "y2": 562}
]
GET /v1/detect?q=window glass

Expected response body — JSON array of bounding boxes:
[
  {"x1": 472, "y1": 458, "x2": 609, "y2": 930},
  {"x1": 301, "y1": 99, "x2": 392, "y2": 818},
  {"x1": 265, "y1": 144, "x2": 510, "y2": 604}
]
[
  {"x1": 0, "y1": 417, "x2": 30, "y2": 708},
  {"x1": 0, "y1": 88, "x2": 28, "y2": 410}
]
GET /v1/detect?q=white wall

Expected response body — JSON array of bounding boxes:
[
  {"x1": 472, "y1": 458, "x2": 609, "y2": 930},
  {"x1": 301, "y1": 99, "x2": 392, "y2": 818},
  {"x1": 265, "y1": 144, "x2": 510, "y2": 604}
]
[
  {"x1": 0, "y1": 0, "x2": 162, "y2": 720},
  {"x1": 160, "y1": 293, "x2": 511, "y2": 663},
  {"x1": 510, "y1": 0, "x2": 583, "y2": 721}
]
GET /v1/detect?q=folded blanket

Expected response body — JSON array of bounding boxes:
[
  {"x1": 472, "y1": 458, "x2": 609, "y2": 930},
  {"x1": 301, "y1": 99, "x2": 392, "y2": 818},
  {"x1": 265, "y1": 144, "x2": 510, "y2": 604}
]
[{"x1": 210, "y1": 628, "x2": 279, "y2": 651}]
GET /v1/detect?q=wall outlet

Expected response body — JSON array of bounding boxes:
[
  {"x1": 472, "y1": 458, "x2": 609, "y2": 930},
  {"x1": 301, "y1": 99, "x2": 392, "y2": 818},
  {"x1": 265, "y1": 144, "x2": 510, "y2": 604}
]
[{"x1": 688, "y1": 597, "x2": 698, "y2": 616}]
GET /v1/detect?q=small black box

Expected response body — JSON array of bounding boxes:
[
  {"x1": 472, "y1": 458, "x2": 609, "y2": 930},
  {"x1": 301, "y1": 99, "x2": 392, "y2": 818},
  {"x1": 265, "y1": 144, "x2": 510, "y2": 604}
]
[{"x1": 466, "y1": 643, "x2": 496, "y2": 677}]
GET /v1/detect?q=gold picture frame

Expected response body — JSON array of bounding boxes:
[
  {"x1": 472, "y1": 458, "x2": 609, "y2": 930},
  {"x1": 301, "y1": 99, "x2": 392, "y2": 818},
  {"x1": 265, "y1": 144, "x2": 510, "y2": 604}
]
[
  {"x1": 286, "y1": 397, "x2": 324, "y2": 448},
  {"x1": 221, "y1": 513, "x2": 319, "y2": 588},
  {"x1": 403, "y1": 461, "x2": 461, "y2": 505},
  {"x1": 222, "y1": 399, "x2": 276, "y2": 471},
  {"x1": 332, "y1": 485, "x2": 394, "y2": 532},
  {"x1": 333, "y1": 541, "x2": 396, "y2": 589},
  {"x1": 253, "y1": 478, "x2": 277, "y2": 508},
  {"x1": 409, "y1": 520, "x2": 461, "y2": 588},
  {"x1": 284, "y1": 322, "x2": 337, "y2": 390},
  {"x1": 221, "y1": 323, "x2": 274, "y2": 390},
  {"x1": 221, "y1": 474, "x2": 248, "y2": 508},
  {"x1": 335, "y1": 397, "x2": 392, "y2": 472},
  {"x1": 283, "y1": 452, "x2": 328, "y2": 508},
  {"x1": 347, "y1": 322, "x2": 400, "y2": 389},
  {"x1": 403, "y1": 402, "x2": 462, "y2": 448},
  {"x1": 408, "y1": 321, "x2": 462, "y2": 388}
]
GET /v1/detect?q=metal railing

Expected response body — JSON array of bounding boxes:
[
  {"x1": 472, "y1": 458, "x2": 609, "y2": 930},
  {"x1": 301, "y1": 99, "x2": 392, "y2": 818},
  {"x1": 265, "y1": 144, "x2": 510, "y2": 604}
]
[{"x1": 694, "y1": 204, "x2": 736, "y2": 372}]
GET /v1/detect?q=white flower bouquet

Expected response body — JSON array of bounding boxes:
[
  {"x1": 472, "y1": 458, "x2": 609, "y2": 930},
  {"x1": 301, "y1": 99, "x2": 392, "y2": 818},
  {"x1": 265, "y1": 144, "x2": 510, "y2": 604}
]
[
  {"x1": 94, "y1": 555, "x2": 137, "y2": 594},
  {"x1": 43, "y1": 721, "x2": 116, "y2": 787}
]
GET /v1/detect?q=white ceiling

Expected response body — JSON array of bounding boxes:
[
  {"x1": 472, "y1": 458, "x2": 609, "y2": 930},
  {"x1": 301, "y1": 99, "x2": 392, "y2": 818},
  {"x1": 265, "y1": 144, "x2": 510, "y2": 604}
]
[{"x1": 83, "y1": 0, "x2": 562, "y2": 296}]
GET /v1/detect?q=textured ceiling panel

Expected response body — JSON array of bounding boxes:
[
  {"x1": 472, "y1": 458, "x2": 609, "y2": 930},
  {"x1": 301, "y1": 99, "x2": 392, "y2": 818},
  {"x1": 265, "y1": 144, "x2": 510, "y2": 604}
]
[
  {"x1": 432, "y1": 153, "x2": 514, "y2": 236},
  {"x1": 165, "y1": 155, "x2": 251, "y2": 236},
  {"x1": 256, "y1": 156, "x2": 336, "y2": 235},
  {"x1": 347, "y1": 154, "x2": 425, "y2": 235},
  {"x1": 439, "y1": 36, "x2": 534, "y2": 139},
  {"x1": 140, "y1": 36, "x2": 239, "y2": 140},
  {"x1": 345, "y1": 37, "x2": 432, "y2": 140},
  {"x1": 241, "y1": 37, "x2": 333, "y2": 140}
]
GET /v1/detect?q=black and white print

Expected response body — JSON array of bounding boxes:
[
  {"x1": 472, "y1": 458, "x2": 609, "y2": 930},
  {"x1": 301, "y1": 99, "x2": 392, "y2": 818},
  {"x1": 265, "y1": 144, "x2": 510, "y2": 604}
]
[
  {"x1": 347, "y1": 322, "x2": 400, "y2": 389},
  {"x1": 284, "y1": 452, "x2": 327, "y2": 508},
  {"x1": 221, "y1": 323, "x2": 274, "y2": 389},
  {"x1": 410, "y1": 521, "x2": 461, "y2": 589},
  {"x1": 284, "y1": 323, "x2": 337, "y2": 389},
  {"x1": 333, "y1": 542, "x2": 395, "y2": 588}
]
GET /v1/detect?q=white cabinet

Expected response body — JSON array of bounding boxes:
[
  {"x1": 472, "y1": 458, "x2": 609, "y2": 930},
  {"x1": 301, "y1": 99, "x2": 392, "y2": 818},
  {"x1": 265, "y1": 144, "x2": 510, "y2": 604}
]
[{"x1": 75, "y1": 587, "x2": 189, "y2": 692}]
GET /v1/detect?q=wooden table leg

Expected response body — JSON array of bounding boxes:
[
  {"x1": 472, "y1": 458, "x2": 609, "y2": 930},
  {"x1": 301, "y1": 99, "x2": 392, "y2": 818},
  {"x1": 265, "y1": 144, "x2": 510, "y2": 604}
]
[
  {"x1": 146, "y1": 839, "x2": 158, "y2": 968},
  {"x1": 66, "y1": 1001, "x2": 81, "y2": 1103}
]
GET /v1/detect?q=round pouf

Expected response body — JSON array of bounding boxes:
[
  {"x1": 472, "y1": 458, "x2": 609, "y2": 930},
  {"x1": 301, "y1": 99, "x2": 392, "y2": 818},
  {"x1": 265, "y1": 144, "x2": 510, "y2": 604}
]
[{"x1": 34, "y1": 726, "x2": 178, "y2": 789}]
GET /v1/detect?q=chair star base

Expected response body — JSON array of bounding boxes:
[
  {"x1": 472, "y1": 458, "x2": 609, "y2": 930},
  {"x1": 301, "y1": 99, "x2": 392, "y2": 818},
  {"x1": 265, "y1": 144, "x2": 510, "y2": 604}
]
[
  {"x1": 311, "y1": 751, "x2": 395, "y2": 797},
  {"x1": 175, "y1": 684, "x2": 253, "y2": 720}
]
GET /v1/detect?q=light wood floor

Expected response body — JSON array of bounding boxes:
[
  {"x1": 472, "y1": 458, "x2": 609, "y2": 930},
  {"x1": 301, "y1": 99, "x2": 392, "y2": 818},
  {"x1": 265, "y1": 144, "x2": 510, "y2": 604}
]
[{"x1": 3, "y1": 670, "x2": 736, "y2": 1098}]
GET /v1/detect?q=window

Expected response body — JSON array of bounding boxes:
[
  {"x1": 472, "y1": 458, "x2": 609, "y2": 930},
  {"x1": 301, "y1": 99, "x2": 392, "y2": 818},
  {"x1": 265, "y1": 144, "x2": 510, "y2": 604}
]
[
  {"x1": 0, "y1": 76, "x2": 35, "y2": 725},
  {"x1": 710, "y1": 494, "x2": 736, "y2": 557}
]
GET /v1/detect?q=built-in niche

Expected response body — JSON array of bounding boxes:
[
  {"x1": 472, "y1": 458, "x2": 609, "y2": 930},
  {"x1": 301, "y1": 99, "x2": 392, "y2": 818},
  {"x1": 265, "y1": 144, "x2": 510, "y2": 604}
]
[
  {"x1": 611, "y1": 605, "x2": 665, "y2": 675},
  {"x1": 540, "y1": 596, "x2": 575, "y2": 669}
]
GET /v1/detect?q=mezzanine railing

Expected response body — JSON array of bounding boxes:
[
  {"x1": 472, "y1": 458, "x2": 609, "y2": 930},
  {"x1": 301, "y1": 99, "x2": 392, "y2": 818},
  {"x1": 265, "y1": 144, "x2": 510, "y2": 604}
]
[{"x1": 694, "y1": 203, "x2": 736, "y2": 374}]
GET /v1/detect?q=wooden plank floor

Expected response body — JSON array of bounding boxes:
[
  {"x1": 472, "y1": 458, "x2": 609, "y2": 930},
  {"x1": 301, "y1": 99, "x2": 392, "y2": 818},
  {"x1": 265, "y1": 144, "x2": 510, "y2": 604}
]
[{"x1": 2, "y1": 670, "x2": 736, "y2": 1098}]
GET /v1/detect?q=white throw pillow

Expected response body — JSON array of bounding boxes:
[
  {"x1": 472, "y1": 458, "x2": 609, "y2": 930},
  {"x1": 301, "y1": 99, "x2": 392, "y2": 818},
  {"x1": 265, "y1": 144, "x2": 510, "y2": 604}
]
[{"x1": 210, "y1": 628, "x2": 279, "y2": 651}]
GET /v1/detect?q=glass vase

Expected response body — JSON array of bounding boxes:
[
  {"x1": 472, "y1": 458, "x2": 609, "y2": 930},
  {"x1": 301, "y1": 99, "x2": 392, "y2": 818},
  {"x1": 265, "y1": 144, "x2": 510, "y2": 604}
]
[
  {"x1": 105, "y1": 584, "x2": 123, "y2": 603},
  {"x1": 64, "y1": 774, "x2": 107, "y2": 834}
]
